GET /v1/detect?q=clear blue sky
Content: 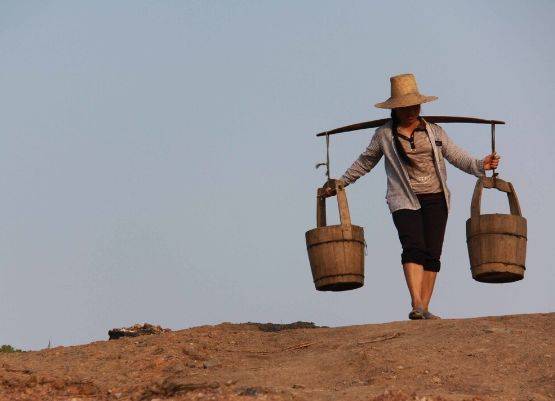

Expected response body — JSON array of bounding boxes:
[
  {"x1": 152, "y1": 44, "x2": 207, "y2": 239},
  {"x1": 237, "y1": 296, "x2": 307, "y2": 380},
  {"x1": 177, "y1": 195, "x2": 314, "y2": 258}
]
[{"x1": 1, "y1": 1, "x2": 553, "y2": 350}]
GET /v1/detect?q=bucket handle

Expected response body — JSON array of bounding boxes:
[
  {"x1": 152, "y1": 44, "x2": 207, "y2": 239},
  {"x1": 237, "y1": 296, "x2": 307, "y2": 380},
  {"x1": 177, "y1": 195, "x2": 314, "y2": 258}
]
[
  {"x1": 316, "y1": 179, "x2": 352, "y2": 228},
  {"x1": 470, "y1": 176, "x2": 522, "y2": 219}
]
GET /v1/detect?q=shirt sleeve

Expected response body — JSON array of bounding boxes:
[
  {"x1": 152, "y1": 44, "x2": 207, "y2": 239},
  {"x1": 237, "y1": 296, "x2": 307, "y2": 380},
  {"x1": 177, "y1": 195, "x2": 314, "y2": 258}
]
[
  {"x1": 438, "y1": 125, "x2": 485, "y2": 177},
  {"x1": 340, "y1": 130, "x2": 383, "y2": 186}
]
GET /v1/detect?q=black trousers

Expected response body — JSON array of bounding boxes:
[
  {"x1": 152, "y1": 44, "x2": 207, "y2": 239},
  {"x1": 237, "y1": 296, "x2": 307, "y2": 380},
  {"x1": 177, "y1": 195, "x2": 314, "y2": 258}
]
[{"x1": 391, "y1": 192, "x2": 448, "y2": 272}]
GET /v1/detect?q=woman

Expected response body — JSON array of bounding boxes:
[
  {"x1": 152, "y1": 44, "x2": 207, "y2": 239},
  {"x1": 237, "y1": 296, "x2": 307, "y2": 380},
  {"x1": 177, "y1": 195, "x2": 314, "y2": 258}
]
[{"x1": 323, "y1": 73, "x2": 500, "y2": 320}]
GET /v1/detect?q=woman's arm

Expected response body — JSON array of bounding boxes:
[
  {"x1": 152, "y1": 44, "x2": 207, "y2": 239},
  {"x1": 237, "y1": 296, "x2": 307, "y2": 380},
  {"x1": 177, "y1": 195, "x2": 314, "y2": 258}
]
[
  {"x1": 322, "y1": 130, "x2": 383, "y2": 198},
  {"x1": 438, "y1": 126, "x2": 487, "y2": 177},
  {"x1": 340, "y1": 130, "x2": 384, "y2": 186}
]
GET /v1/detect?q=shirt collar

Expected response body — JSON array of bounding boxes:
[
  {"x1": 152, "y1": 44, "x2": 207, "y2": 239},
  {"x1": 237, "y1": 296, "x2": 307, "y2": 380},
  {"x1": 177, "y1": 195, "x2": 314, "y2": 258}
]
[
  {"x1": 415, "y1": 117, "x2": 427, "y2": 131},
  {"x1": 393, "y1": 117, "x2": 427, "y2": 134}
]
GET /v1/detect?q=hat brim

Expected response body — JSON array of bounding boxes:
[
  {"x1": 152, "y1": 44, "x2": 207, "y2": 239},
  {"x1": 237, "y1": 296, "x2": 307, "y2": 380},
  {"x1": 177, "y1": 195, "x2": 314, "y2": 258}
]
[{"x1": 374, "y1": 94, "x2": 438, "y2": 109}]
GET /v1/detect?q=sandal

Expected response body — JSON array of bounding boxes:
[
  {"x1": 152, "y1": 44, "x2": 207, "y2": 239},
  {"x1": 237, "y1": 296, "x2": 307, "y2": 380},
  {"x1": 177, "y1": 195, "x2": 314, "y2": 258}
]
[
  {"x1": 423, "y1": 311, "x2": 441, "y2": 320},
  {"x1": 408, "y1": 307, "x2": 424, "y2": 320}
]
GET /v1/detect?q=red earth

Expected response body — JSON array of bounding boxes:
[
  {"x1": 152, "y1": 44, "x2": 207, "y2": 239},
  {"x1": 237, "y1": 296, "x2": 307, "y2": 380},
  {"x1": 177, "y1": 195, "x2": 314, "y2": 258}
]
[{"x1": 1, "y1": 313, "x2": 553, "y2": 401}]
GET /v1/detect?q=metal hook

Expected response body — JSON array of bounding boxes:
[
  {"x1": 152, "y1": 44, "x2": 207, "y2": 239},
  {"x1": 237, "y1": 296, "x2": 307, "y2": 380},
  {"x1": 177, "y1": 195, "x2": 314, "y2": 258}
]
[
  {"x1": 491, "y1": 123, "x2": 498, "y2": 181},
  {"x1": 315, "y1": 133, "x2": 331, "y2": 180},
  {"x1": 325, "y1": 133, "x2": 330, "y2": 180}
]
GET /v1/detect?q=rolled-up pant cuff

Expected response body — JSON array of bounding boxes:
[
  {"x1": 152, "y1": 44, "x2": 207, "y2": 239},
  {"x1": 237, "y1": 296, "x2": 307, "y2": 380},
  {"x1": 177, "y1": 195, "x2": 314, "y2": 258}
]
[
  {"x1": 401, "y1": 248, "x2": 428, "y2": 267},
  {"x1": 424, "y1": 260, "x2": 441, "y2": 272}
]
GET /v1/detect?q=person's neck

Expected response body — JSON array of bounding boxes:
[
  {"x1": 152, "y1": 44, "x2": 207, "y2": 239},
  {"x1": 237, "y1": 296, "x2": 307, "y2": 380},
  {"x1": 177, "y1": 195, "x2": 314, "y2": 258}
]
[{"x1": 397, "y1": 117, "x2": 421, "y2": 131}]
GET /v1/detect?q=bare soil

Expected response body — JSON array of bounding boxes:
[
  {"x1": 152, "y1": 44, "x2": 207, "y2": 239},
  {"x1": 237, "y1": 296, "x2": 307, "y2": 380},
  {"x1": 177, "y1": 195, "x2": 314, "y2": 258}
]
[{"x1": 1, "y1": 313, "x2": 553, "y2": 401}]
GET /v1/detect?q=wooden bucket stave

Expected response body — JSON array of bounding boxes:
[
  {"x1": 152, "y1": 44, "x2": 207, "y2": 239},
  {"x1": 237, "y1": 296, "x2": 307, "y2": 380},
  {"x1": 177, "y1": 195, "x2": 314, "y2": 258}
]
[
  {"x1": 466, "y1": 177, "x2": 527, "y2": 283},
  {"x1": 305, "y1": 179, "x2": 365, "y2": 291}
]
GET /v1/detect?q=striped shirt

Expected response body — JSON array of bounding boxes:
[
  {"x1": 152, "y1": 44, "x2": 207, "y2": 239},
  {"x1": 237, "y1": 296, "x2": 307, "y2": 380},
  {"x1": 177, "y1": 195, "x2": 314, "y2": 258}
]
[
  {"x1": 340, "y1": 118, "x2": 485, "y2": 213},
  {"x1": 394, "y1": 118, "x2": 442, "y2": 194}
]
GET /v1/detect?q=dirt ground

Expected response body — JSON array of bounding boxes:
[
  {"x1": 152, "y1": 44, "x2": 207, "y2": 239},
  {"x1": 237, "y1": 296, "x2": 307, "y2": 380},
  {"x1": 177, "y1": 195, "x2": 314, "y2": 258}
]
[{"x1": 1, "y1": 313, "x2": 553, "y2": 401}]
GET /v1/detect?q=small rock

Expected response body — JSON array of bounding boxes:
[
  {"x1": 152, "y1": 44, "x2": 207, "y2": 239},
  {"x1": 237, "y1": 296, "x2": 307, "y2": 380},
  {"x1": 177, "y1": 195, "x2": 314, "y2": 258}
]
[
  {"x1": 52, "y1": 379, "x2": 66, "y2": 390},
  {"x1": 225, "y1": 379, "x2": 237, "y2": 386},
  {"x1": 203, "y1": 359, "x2": 221, "y2": 369},
  {"x1": 163, "y1": 362, "x2": 185, "y2": 373},
  {"x1": 155, "y1": 378, "x2": 219, "y2": 396},
  {"x1": 237, "y1": 387, "x2": 264, "y2": 396},
  {"x1": 292, "y1": 384, "x2": 305, "y2": 389},
  {"x1": 248, "y1": 321, "x2": 324, "y2": 332},
  {"x1": 483, "y1": 327, "x2": 511, "y2": 334},
  {"x1": 108, "y1": 323, "x2": 171, "y2": 340},
  {"x1": 432, "y1": 376, "x2": 441, "y2": 384},
  {"x1": 182, "y1": 344, "x2": 204, "y2": 359}
]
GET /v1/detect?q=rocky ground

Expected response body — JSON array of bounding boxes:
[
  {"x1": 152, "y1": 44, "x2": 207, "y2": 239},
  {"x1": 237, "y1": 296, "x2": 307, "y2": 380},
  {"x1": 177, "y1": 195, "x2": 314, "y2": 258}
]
[{"x1": 0, "y1": 313, "x2": 553, "y2": 401}]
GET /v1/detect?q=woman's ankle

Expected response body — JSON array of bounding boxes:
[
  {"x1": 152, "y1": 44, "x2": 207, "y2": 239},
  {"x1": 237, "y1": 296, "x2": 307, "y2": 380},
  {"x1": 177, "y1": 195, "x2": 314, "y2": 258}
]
[{"x1": 411, "y1": 300, "x2": 424, "y2": 309}]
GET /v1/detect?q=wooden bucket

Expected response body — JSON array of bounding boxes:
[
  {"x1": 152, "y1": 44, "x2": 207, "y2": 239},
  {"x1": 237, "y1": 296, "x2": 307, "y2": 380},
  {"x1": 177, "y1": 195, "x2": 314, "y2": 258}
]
[
  {"x1": 466, "y1": 177, "x2": 527, "y2": 283},
  {"x1": 305, "y1": 179, "x2": 365, "y2": 291}
]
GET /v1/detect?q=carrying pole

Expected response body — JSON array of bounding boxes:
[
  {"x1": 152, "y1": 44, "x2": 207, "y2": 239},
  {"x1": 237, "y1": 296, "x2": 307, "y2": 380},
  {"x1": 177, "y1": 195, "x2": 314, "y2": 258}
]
[{"x1": 315, "y1": 116, "x2": 504, "y2": 181}]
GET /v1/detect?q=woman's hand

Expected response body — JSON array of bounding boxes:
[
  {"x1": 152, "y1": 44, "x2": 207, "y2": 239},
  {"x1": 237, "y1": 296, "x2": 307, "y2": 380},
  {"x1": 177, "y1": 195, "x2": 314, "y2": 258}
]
[
  {"x1": 321, "y1": 179, "x2": 345, "y2": 198},
  {"x1": 483, "y1": 152, "x2": 501, "y2": 170},
  {"x1": 322, "y1": 186, "x2": 336, "y2": 198}
]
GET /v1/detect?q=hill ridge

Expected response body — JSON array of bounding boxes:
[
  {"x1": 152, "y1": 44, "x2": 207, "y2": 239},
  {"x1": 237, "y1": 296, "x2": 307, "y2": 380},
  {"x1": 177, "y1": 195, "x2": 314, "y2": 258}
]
[{"x1": 1, "y1": 313, "x2": 553, "y2": 401}]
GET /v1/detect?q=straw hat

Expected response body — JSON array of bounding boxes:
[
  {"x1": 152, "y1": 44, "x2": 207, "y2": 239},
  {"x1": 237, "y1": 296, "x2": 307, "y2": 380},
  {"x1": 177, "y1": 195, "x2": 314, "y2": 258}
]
[{"x1": 374, "y1": 73, "x2": 438, "y2": 109}]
